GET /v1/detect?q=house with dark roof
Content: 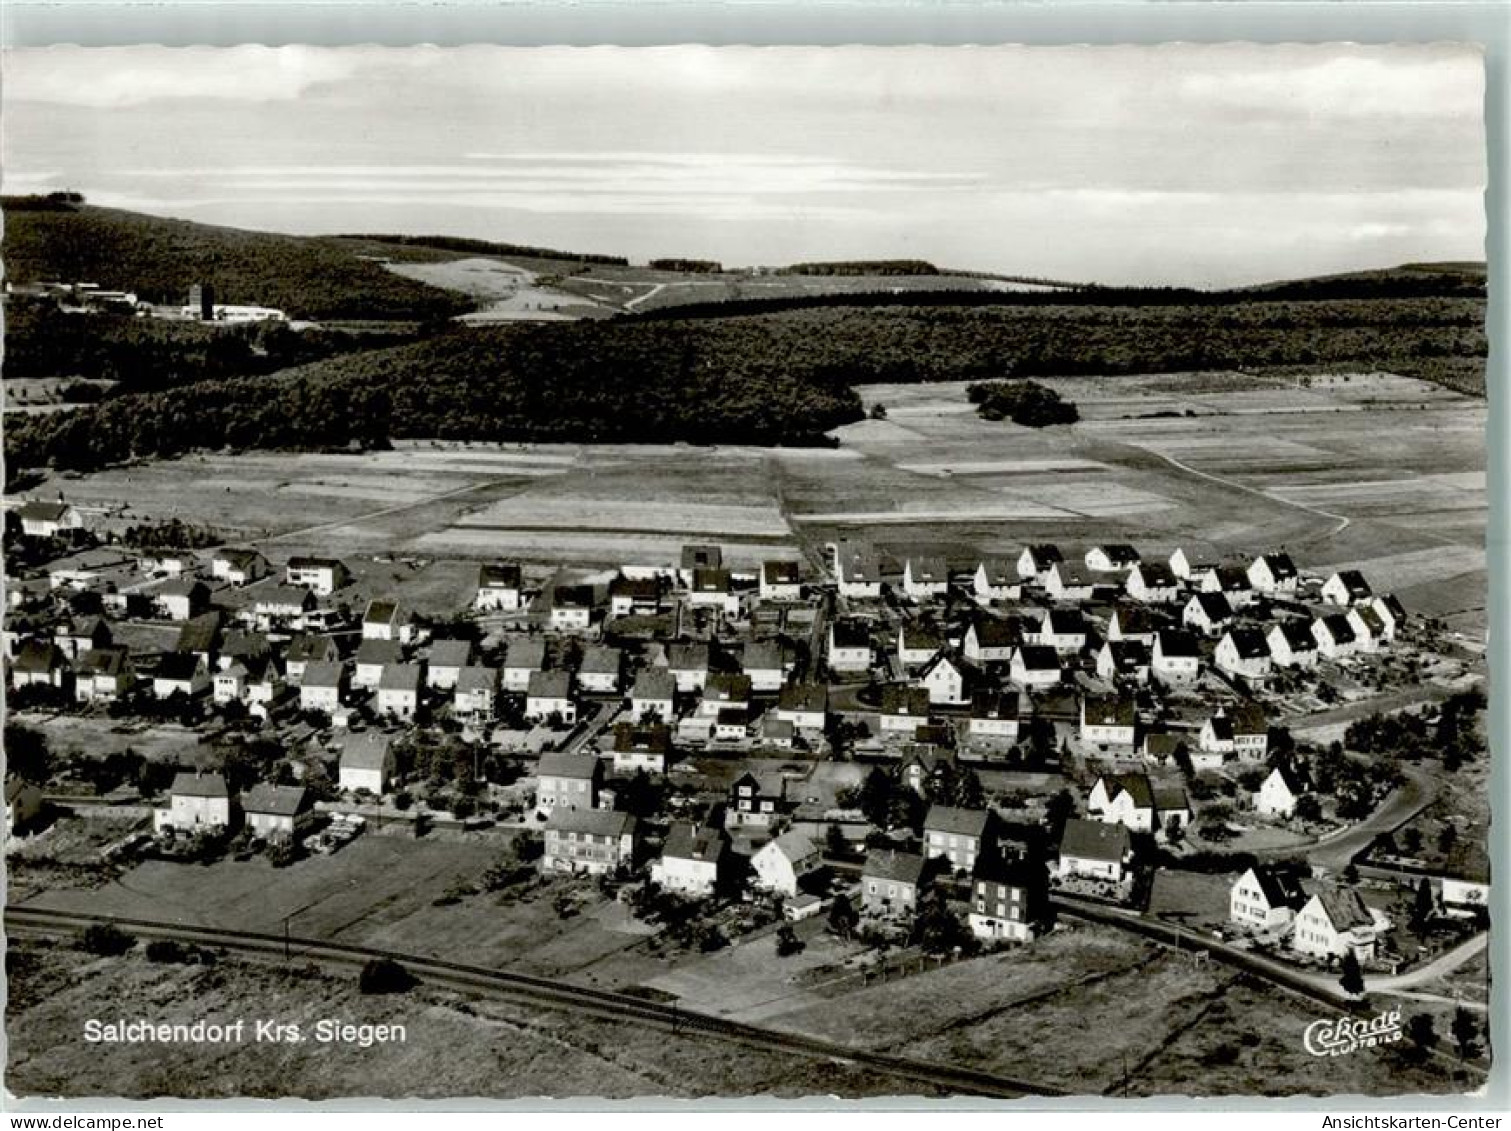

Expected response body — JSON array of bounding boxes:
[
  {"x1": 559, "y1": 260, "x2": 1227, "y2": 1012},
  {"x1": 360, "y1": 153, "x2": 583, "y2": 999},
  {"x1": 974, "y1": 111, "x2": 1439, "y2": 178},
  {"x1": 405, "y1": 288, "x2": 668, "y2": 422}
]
[
  {"x1": 426, "y1": 638, "x2": 474, "y2": 690},
  {"x1": 727, "y1": 771, "x2": 787, "y2": 829},
  {"x1": 879, "y1": 685, "x2": 933, "y2": 736},
  {"x1": 1086, "y1": 544, "x2": 1141, "y2": 573},
  {"x1": 155, "y1": 771, "x2": 234, "y2": 832},
  {"x1": 609, "y1": 574, "x2": 664, "y2": 617},
  {"x1": 966, "y1": 689, "x2": 1020, "y2": 745},
  {"x1": 536, "y1": 751, "x2": 602, "y2": 813},
  {"x1": 525, "y1": 670, "x2": 575, "y2": 724},
  {"x1": 1017, "y1": 543, "x2": 1063, "y2": 582},
  {"x1": 1322, "y1": 569, "x2": 1374, "y2": 608},
  {"x1": 52, "y1": 615, "x2": 111, "y2": 661},
  {"x1": 1080, "y1": 694, "x2": 1136, "y2": 748},
  {"x1": 919, "y1": 652, "x2": 974, "y2": 706},
  {"x1": 970, "y1": 851, "x2": 1046, "y2": 943},
  {"x1": 1087, "y1": 773, "x2": 1191, "y2": 837},
  {"x1": 827, "y1": 618, "x2": 874, "y2": 674},
  {"x1": 1247, "y1": 552, "x2": 1299, "y2": 595},
  {"x1": 576, "y1": 644, "x2": 623, "y2": 694},
  {"x1": 10, "y1": 639, "x2": 69, "y2": 689},
  {"x1": 923, "y1": 804, "x2": 993, "y2": 872},
  {"x1": 1347, "y1": 605, "x2": 1388, "y2": 653},
  {"x1": 1025, "y1": 608, "x2": 1087, "y2": 655},
  {"x1": 1293, "y1": 886, "x2": 1384, "y2": 962},
  {"x1": 549, "y1": 585, "x2": 596, "y2": 631},
  {"x1": 1108, "y1": 604, "x2": 1164, "y2": 645},
  {"x1": 542, "y1": 807, "x2": 639, "y2": 876},
  {"x1": 454, "y1": 665, "x2": 500, "y2": 718},
  {"x1": 972, "y1": 557, "x2": 1022, "y2": 604},
  {"x1": 1268, "y1": 620, "x2": 1320, "y2": 669},
  {"x1": 152, "y1": 652, "x2": 211, "y2": 699},
  {"x1": 861, "y1": 849, "x2": 928, "y2": 916},
  {"x1": 1044, "y1": 561, "x2": 1100, "y2": 603},
  {"x1": 1230, "y1": 864, "x2": 1308, "y2": 933},
  {"x1": 73, "y1": 646, "x2": 136, "y2": 702},
  {"x1": 284, "y1": 633, "x2": 339, "y2": 683},
  {"x1": 697, "y1": 672, "x2": 752, "y2": 718},
  {"x1": 1151, "y1": 629, "x2": 1202, "y2": 685},
  {"x1": 338, "y1": 731, "x2": 394, "y2": 795},
  {"x1": 157, "y1": 578, "x2": 210, "y2": 622},
  {"x1": 377, "y1": 663, "x2": 423, "y2": 719},
  {"x1": 832, "y1": 542, "x2": 884, "y2": 599},
  {"x1": 963, "y1": 616, "x2": 1021, "y2": 664},
  {"x1": 758, "y1": 559, "x2": 802, "y2": 602},
  {"x1": 689, "y1": 568, "x2": 739, "y2": 616},
  {"x1": 1096, "y1": 639, "x2": 1151, "y2": 685},
  {"x1": 18, "y1": 499, "x2": 84, "y2": 538},
  {"x1": 362, "y1": 598, "x2": 413, "y2": 644},
  {"x1": 211, "y1": 547, "x2": 270, "y2": 587},
  {"x1": 1313, "y1": 613, "x2": 1359, "y2": 659},
  {"x1": 475, "y1": 563, "x2": 523, "y2": 611},
  {"x1": 243, "y1": 784, "x2": 312, "y2": 843},
  {"x1": 776, "y1": 682, "x2": 828, "y2": 731},
  {"x1": 1216, "y1": 627, "x2": 1273, "y2": 680},
  {"x1": 679, "y1": 544, "x2": 724, "y2": 587},
  {"x1": 1010, "y1": 644, "x2": 1062, "y2": 688},
  {"x1": 503, "y1": 638, "x2": 547, "y2": 692},
  {"x1": 651, "y1": 821, "x2": 728, "y2": 896},
  {"x1": 353, "y1": 639, "x2": 402, "y2": 690},
  {"x1": 666, "y1": 642, "x2": 712, "y2": 693},
  {"x1": 1057, "y1": 818, "x2": 1134, "y2": 882},
  {"x1": 902, "y1": 555, "x2": 950, "y2": 601},
  {"x1": 611, "y1": 723, "x2": 673, "y2": 774},
  {"x1": 630, "y1": 669, "x2": 676, "y2": 722},
  {"x1": 253, "y1": 585, "x2": 317, "y2": 629},
  {"x1": 741, "y1": 639, "x2": 788, "y2": 692},
  {"x1": 897, "y1": 621, "x2": 944, "y2": 669},
  {"x1": 285, "y1": 556, "x2": 349, "y2": 596},
  {"x1": 1183, "y1": 591, "x2": 1236, "y2": 637},
  {"x1": 1126, "y1": 560, "x2": 1179, "y2": 604},
  {"x1": 751, "y1": 830, "x2": 822, "y2": 897}
]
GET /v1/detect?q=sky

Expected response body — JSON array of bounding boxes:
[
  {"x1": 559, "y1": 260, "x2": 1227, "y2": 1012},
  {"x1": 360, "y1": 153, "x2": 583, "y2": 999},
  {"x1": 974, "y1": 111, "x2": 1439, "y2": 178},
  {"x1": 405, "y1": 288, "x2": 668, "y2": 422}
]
[{"x1": 1, "y1": 44, "x2": 1488, "y2": 287}]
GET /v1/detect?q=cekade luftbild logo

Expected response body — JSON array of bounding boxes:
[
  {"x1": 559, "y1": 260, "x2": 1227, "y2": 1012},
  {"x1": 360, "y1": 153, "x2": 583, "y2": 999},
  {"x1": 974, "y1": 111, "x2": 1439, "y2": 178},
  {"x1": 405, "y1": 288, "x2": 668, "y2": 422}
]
[{"x1": 1304, "y1": 1009, "x2": 1404, "y2": 1057}]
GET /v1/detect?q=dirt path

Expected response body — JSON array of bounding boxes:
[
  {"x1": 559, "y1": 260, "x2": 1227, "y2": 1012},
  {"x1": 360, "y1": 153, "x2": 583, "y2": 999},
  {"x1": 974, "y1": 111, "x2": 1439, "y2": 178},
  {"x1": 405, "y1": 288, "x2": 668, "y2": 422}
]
[{"x1": 1132, "y1": 444, "x2": 1352, "y2": 538}]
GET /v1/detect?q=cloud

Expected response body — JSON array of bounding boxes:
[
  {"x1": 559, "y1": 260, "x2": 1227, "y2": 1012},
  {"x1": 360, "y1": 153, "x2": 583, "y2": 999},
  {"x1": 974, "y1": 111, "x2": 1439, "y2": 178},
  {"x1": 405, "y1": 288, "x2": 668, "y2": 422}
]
[{"x1": 2, "y1": 46, "x2": 363, "y2": 107}]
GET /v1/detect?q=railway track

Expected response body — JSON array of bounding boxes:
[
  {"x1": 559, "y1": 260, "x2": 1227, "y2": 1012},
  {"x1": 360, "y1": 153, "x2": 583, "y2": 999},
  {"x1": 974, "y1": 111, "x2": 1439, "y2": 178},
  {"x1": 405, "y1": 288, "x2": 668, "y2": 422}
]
[{"x1": 6, "y1": 904, "x2": 1065, "y2": 1099}]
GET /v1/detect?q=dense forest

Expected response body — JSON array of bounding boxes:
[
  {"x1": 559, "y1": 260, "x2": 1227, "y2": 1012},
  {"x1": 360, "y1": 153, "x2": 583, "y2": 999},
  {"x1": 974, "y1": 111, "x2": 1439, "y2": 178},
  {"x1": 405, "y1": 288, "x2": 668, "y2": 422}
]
[
  {"x1": 775, "y1": 260, "x2": 944, "y2": 276},
  {"x1": 3, "y1": 301, "x2": 422, "y2": 392},
  {"x1": 335, "y1": 233, "x2": 628, "y2": 266},
  {"x1": 3, "y1": 320, "x2": 864, "y2": 475},
  {"x1": 1, "y1": 205, "x2": 472, "y2": 321}
]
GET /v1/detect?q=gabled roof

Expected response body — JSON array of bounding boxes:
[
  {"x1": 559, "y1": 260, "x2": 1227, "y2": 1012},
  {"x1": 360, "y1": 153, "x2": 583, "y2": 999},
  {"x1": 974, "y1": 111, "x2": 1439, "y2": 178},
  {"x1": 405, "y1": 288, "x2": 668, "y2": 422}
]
[
  {"x1": 704, "y1": 672, "x2": 751, "y2": 702},
  {"x1": 300, "y1": 660, "x2": 344, "y2": 688},
  {"x1": 1329, "y1": 570, "x2": 1372, "y2": 598},
  {"x1": 1099, "y1": 773, "x2": 1154, "y2": 810},
  {"x1": 1375, "y1": 593, "x2": 1407, "y2": 621},
  {"x1": 632, "y1": 669, "x2": 677, "y2": 699},
  {"x1": 363, "y1": 599, "x2": 402, "y2": 626},
  {"x1": 1312, "y1": 885, "x2": 1375, "y2": 933},
  {"x1": 880, "y1": 685, "x2": 931, "y2": 716},
  {"x1": 243, "y1": 783, "x2": 309, "y2": 817},
  {"x1": 547, "y1": 806, "x2": 637, "y2": 838},
  {"x1": 970, "y1": 617, "x2": 1022, "y2": 648},
  {"x1": 1272, "y1": 620, "x2": 1318, "y2": 652},
  {"x1": 1265, "y1": 763, "x2": 1309, "y2": 798},
  {"x1": 970, "y1": 688, "x2": 1019, "y2": 721},
  {"x1": 1083, "y1": 694, "x2": 1135, "y2": 728},
  {"x1": 158, "y1": 577, "x2": 209, "y2": 599},
  {"x1": 1040, "y1": 608, "x2": 1086, "y2": 636},
  {"x1": 609, "y1": 575, "x2": 661, "y2": 600},
  {"x1": 1133, "y1": 561, "x2": 1177, "y2": 587},
  {"x1": 667, "y1": 642, "x2": 711, "y2": 670},
  {"x1": 900, "y1": 621, "x2": 944, "y2": 650},
  {"x1": 355, "y1": 639, "x2": 403, "y2": 667},
  {"x1": 1255, "y1": 552, "x2": 1298, "y2": 579},
  {"x1": 661, "y1": 821, "x2": 726, "y2": 862},
  {"x1": 428, "y1": 638, "x2": 474, "y2": 669},
  {"x1": 835, "y1": 544, "x2": 882, "y2": 582},
  {"x1": 527, "y1": 670, "x2": 572, "y2": 698},
  {"x1": 1244, "y1": 864, "x2": 1308, "y2": 910},
  {"x1": 691, "y1": 567, "x2": 732, "y2": 593},
  {"x1": 1022, "y1": 544, "x2": 1063, "y2": 569},
  {"x1": 975, "y1": 557, "x2": 1018, "y2": 584},
  {"x1": 1224, "y1": 627, "x2": 1271, "y2": 660},
  {"x1": 742, "y1": 640, "x2": 785, "y2": 672},
  {"x1": 1351, "y1": 606, "x2": 1386, "y2": 635},
  {"x1": 762, "y1": 829, "x2": 819, "y2": 865},
  {"x1": 175, "y1": 612, "x2": 223, "y2": 655},
  {"x1": 213, "y1": 547, "x2": 267, "y2": 569},
  {"x1": 907, "y1": 556, "x2": 948, "y2": 582},
  {"x1": 553, "y1": 584, "x2": 595, "y2": 610},
  {"x1": 479, "y1": 562, "x2": 522, "y2": 588},
  {"x1": 256, "y1": 585, "x2": 316, "y2": 609},
  {"x1": 1189, "y1": 592, "x2": 1234, "y2": 621},
  {"x1": 170, "y1": 771, "x2": 228, "y2": 798},
  {"x1": 612, "y1": 723, "x2": 672, "y2": 754},
  {"x1": 778, "y1": 683, "x2": 828, "y2": 713},
  {"x1": 1014, "y1": 644, "x2": 1060, "y2": 671},
  {"x1": 924, "y1": 804, "x2": 990, "y2": 839},
  {"x1": 1318, "y1": 614, "x2": 1356, "y2": 644},
  {"x1": 1215, "y1": 565, "x2": 1252, "y2": 592},
  {"x1": 830, "y1": 619, "x2": 872, "y2": 649},
  {"x1": 155, "y1": 652, "x2": 204, "y2": 682},
  {"x1": 538, "y1": 751, "x2": 601, "y2": 780},
  {"x1": 1229, "y1": 701, "x2": 1267, "y2": 736},
  {"x1": 221, "y1": 630, "x2": 271, "y2": 660},
  {"x1": 1090, "y1": 543, "x2": 1141, "y2": 567},
  {"x1": 13, "y1": 638, "x2": 67, "y2": 672},
  {"x1": 77, "y1": 646, "x2": 131, "y2": 677},
  {"x1": 1102, "y1": 639, "x2": 1151, "y2": 667},
  {"x1": 19, "y1": 500, "x2": 74, "y2": 522},
  {"x1": 1059, "y1": 817, "x2": 1131, "y2": 862},
  {"x1": 56, "y1": 615, "x2": 110, "y2": 642},
  {"x1": 286, "y1": 633, "x2": 337, "y2": 663},
  {"x1": 1113, "y1": 605, "x2": 1164, "y2": 634},
  {"x1": 287, "y1": 556, "x2": 346, "y2": 571},
  {"x1": 863, "y1": 849, "x2": 927, "y2": 886},
  {"x1": 762, "y1": 560, "x2": 801, "y2": 585},
  {"x1": 1050, "y1": 562, "x2": 1098, "y2": 588},
  {"x1": 455, "y1": 665, "x2": 499, "y2": 694},
  {"x1": 1155, "y1": 629, "x2": 1201, "y2": 658},
  {"x1": 340, "y1": 731, "x2": 392, "y2": 770},
  {"x1": 578, "y1": 644, "x2": 622, "y2": 674},
  {"x1": 378, "y1": 663, "x2": 422, "y2": 693},
  {"x1": 505, "y1": 639, "x2": 548, "y2": 669},
  {"x1": 1142, "y1": 732, "x2": 1187, "y2": 758}
]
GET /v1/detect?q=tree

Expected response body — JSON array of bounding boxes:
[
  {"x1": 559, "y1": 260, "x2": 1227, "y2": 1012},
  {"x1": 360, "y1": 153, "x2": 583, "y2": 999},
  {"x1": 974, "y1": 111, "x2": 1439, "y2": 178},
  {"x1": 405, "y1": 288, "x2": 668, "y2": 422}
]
[
  {"x1": 1410, "y1": 877, "x2": 1436, "y2": 934},
  {"x1": 1437, "y1": 823, "x2": 1459, "y2": 855},
  {"x1": 1406, "y1": 1013, "x2": 1439, "y2": 1060},
  {"x1": 3, "y1": 723, "x2": 52, "y2": 784},
  {"x1": 775, "y1": 923, "x2": 805, "y2": 957},
  {"x1": 868, "y1": 403, "x2": 888, "y2": 420},
  {"x1": 1044, "y1": 789, "x2": 1076, "y2": 835},
  {"x1": 825, "y1": 823, "x2": 849, "y2": 859},
  {"x1": 1339, "y1": 951, "x2": 1365, "y2": 997},
  {"x1": 1164, "y1": 814, "x2": 1186, "y2": 845},
  {"x1": 952, "y1": 768, "x2": 986, "y2": 810},
  {"x1": 827, "y1": 894, "x2": 859, "y2": 940},
  {"x1": 1401, "y1": 827, "x2": 1424, "y2": 856},
  {"x1": 1450, "y1": 1007, "x2": 1480, "y2": 1060},
  {"x1": 912, "y1": 891, "x2": 969, "y2": 955},
  {"x1": 1292, "y1": 794, "x2": 1323, "y2": 824},
  {"x1": 358, "y1": 958, "x2": 417, "y2": 994},
  {"x1": 81, "y1": 924, "x2": 136, "y2": 957}
]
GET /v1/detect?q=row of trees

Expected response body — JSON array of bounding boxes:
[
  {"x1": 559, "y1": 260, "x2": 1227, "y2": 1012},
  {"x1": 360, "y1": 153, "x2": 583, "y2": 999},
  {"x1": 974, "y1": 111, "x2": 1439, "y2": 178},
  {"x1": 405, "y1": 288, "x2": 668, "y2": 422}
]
[{"x1": 966, "y1": 379, "x2": 1080, "y2": 427}]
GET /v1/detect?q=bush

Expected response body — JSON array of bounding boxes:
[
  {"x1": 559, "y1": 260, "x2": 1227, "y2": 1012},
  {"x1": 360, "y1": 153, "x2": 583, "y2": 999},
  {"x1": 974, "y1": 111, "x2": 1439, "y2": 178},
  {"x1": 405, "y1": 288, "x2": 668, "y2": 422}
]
[
  {"x1": 358, "y1": 957, "x2": 416, "y2": 994},
  {"x1": 80, "y1": 923, "x2": 135, "y2": 956},
  {"x1": 145, "y1": 939, "x2": 188, "y2": 963}
]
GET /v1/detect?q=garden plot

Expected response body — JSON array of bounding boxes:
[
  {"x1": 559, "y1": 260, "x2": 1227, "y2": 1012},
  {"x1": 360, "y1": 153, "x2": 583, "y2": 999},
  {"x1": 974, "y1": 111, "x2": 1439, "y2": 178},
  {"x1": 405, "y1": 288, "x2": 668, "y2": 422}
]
[{"x1": 456, "y1": 497, "x2": 791, "y2": 539}]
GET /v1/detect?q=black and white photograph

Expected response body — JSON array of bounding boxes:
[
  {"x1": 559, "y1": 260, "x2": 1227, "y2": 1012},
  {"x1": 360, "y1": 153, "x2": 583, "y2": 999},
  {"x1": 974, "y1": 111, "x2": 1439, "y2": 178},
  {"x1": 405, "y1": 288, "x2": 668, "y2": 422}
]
[{"x1": 0, "y1": 40, "x2": 1495, "y2": 1105}]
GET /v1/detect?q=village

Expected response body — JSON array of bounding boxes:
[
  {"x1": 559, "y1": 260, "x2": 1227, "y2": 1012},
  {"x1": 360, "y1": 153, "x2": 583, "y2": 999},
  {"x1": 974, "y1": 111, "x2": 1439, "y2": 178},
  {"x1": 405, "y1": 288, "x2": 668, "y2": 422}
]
[{"x1": 3, "y1": 490, "x2": 1490, "y2": 1005}]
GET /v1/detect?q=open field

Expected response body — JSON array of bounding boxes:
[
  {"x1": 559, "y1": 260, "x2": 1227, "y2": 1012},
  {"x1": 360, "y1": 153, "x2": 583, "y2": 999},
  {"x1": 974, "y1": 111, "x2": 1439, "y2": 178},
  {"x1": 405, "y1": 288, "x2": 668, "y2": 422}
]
[
  {"x1": 5, "y1": 939, "x2": 925, "y2": 1099},
  {"x1": 20, "y1": 369, "x2": 1485, "y2": 634}
]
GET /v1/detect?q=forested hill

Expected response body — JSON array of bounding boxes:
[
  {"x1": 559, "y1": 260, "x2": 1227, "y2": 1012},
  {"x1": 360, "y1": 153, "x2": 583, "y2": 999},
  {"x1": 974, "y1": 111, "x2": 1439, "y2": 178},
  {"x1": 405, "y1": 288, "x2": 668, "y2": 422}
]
[
  {"x1": 4, "y1": 291, "x2": 1487, "y2": 477},
  {"x1": 0, "y1": 202, "x2": 473, "y2": 321}
]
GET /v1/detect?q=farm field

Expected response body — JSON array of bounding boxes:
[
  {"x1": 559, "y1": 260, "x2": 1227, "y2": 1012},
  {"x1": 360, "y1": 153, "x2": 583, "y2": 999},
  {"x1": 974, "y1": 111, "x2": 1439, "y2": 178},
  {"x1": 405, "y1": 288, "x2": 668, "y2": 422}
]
[
  {"x1": 22, "y1": 368, "x2": 1485, "y2": 634},
  {"x1": 4, "y1": 939, "x2": 924, "y2": 1099}
]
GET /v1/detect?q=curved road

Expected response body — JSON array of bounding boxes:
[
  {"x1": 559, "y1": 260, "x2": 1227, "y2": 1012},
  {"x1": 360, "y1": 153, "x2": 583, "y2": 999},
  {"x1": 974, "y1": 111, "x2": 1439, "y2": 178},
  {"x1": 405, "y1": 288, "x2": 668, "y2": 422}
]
[{"x1": 5, "y1": 905, "x2": 1063, "y2": 1100}]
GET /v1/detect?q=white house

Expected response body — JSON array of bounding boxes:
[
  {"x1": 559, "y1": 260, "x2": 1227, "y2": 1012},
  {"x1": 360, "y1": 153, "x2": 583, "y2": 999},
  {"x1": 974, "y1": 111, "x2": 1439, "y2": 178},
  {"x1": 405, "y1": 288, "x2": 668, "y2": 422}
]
[
  {"x1": 963, "y1": 617, "x2": 1019, "y2": 664},
  {"x1": 1017, "y1": 544, "x2": 1063, "y2": 582},
  {"x1": 1292, "y1": 887, "x2": 1385, "y2": 963},
  {"x1": 751, "y1": 831, "x2": 822, "y2": 897},
  {"x1": 1087, "y1": 773, "x2": 1190, "y2": 837},
  {"x1": 426, "y1": 639, "x2": 473, "y2": 690},
  {"x1": 525, "y1": 670, "x2": 576, "y2": 724},
  {"x1": 1057, "y1": 818, "x2": 1133, "y2": 882},
  {"x1": 475, "y1": 563, "x2": 523, "y2": 611},
  {"x1": 1256, "y1": 763, "x2": 1309, "y2": 818},
  {"x1": 211, "y1": 548, "x2": 270, "y2": 586},
  {"x1": 299, "y1": 661, "x2": 345, "y2": 714},
  {"x1": 1025, "y1": 608, "x2": 1087, "y2": 655},
  {"x1": 1184, "y1": 592, "x2": 1235, "y2": 637},
  {"x1": 919, "y1": 653, "x2": 972, "y2": 706},
  {"x1": 1267, "y1": 620, "x2": 1320, "y2": 669},
  {"x1": 1202, "y1": 565, "x2": 1256, "y2": 608},
  {"x1": 1107, "y1": 605, "x2": 1162, "y2": 645},
  {"x1": 1045, "y1": 562, "x2": 1099, "y2": 603},
  {"x1": 18, "y1": 499, "x2": 85, "y2": 538},
  {"x1": 285, "y1": 556, "x2": 349, "y2": 596},
  {"x1": 1347, "y1": 606, "x2": 1387, "y2": 653},
  {"x1": 151, "y1": 652, "x2": 210, "y2": 699},
  {"x1": 254, "y1": 585, "x2": 317, "y2": 630},
  {"x1": 73, "y1": 647, "x2": 136, "y2": 702},
  {"x1": 666, "y1": 642, "x2": 711, "y2": 693},
  {"x1": 354, "y1": 639, "x2": 401, "y2": 691},
  {"x1": 1247, "y1": 552, "x2": 1299, "y2": 595},
  {"x1": 1126, "y1": 561, "x2": 1179, "y2": 604},
  {"x1": 1169, "y1": 547, "x2": 1214, "y2": 580},
  {"x1": 362, "y1": 599, "x2": 413, "y2": 644},
  {"x1": 535, "y1": 752, "x2": 602, "y2": 813},
  {"x1": 1080, "y1": 694, "x2": 1137, "y2": 748},
  {"x1": 1151, "y1": 629, "x2": 1202, "y2": 686},
  {"x1": 503, "y1": 639, "x2": 547, "y2": 693},
  {"x1": 902, "y1": 556, "x2": 949, "y2": 601},
  {"x1": 611, "y1": 723, "x2": 673, "y2": 775},
  {"x1": 972, "y1": 559, "x2": 1022, "y2": 604},
  {"x1": 697, "y1": 672, "x2": 752, "y2": 719},
  {"x1": 1199, "y1": 703, "x2": 1269, "y2": 762},
  {"x1": 1097, "y1": 639, "x2": 1151, "y2": 685},
  {"x1": 242, "y1": 784, "x2": 310, "y2": 844},
  {"x1": 879, "y1": 685, "x2": 933, "y2": 735},
  {"x1": 1086, "y1": 544, "x2": 1141, "y2": 574},
  {"x1": 650, "y1": 822, "x2": 727, "y2": 897},
  {"x1": 965, "y1": 689, "x2": 1019, "y2": 745},
  {"x1": 923, "y1": 805, "x2": 992, "y2": 873},
  {"x1": 741, "y1": 640, "x2": 787, "y2": 693},
  {"x1": 758, "y1": 560, "x2": 802, "y2": 602},
  {"x1": 377, "y1": 663, "x2": 423, "y2": 720},
  {"x1": 157, "y1": 578, "x2": 210, "y2": 622},
  {"x1": 776, "y1": 683, "x2": 828, "y2": 732},
  {"x1": 827, "y1": 620, "x2": 873, "y2": 675},
  {"x1": 542, "y1": 808, "x2": 638, "y2": 876},
  {"x1": 630, "y1": 669, "x2": 677, "y2": 723},
  {"x1": 688, "y1": 568, "x2": 740, "y2": 616},
  {"x1": 832, "y1": 544, "x2": 883, "y2": 599},
  {"x1": 1010, "y1": 645, "x2": 1061, "y2": 688},
  {"x1": 154, "y1": 771, "x2": 233, "y2": 833},
  {"x1": 1229, "y1": 865, "x2": 1307, "y2": 934},
  {"x1": 897, "y1": 622, "x2": 944, "y2": 669},
  {"x1": 1371, "y1": 594, "x2": 1406, "y2": 640},
  {"x1": 577, "y1": 645, "x2": 623, "y2": 694},
  {"x1": 1322, "y1": 570, "x2": 1373, "y2": 607},
  {"x1": 284, "y1": 633, "x2": 338, "y2": 684},
  {"x1": 549, "y1": 585, "x2": 595, "y2": 631},
  {"x1": 609, "y1": 575, "x2": 663, "y2": 618},
  {"x1": 1312, "y1": 614, "x2": 1358, "y2": 659},
  {"x1": 1215, "y1": 628, "x2": 1273, "y2": 680},
  {"x1": 454, "y1": 665, "x2": 500, "y2": 718}
]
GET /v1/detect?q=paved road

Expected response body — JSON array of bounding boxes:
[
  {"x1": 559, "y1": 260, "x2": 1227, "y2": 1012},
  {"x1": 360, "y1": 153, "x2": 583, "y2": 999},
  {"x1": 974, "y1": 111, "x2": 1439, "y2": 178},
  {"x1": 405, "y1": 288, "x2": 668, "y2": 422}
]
[
  {"x1": 1365, "y1": 931, "x2": 1488, "y2": 995},
  {"x1": 6, "y1": 905, "x2": 1064, "y2": 1099},
  {"x1": 1303, "y1": 765, "x2": 1437, "y2": 874}
]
